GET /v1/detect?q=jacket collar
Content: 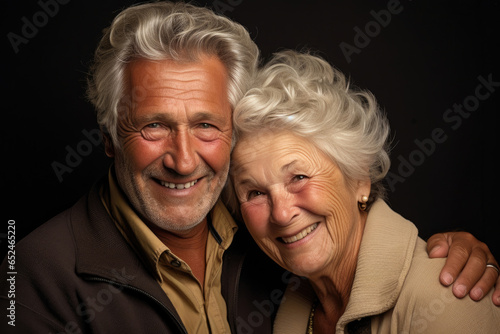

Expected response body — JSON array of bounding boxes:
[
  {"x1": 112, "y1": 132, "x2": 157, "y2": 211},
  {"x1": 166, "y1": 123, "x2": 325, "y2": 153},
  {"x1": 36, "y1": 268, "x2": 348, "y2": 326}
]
[
  {"x1": 69, "y1": 179, "x2": 182, "y2": 321},
  {"x1": 337, "y1": 200, "x2": 418, "y2": 328},
  {"x1": 71, "y1": 180, "x2": 148, "y2": 283}
]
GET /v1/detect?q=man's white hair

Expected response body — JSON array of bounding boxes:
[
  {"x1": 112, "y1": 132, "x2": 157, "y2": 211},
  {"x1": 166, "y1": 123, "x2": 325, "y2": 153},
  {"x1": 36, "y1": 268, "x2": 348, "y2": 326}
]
[{"x1": 87, "y1": 1, "x2": 259, "y2": 147}]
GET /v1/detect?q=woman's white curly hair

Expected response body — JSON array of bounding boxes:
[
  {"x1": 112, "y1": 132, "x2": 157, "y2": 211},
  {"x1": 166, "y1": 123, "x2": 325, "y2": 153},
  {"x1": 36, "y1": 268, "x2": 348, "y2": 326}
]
[{"x1": 224, "y1": 50, "x2": 391, "y2": 214}]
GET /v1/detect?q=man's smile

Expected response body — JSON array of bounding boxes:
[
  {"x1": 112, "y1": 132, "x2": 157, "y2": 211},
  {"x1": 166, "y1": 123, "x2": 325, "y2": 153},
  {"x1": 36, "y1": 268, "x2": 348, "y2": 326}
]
[{"x1": 156, "y1": 178, "x2": 200, "y2": 190}]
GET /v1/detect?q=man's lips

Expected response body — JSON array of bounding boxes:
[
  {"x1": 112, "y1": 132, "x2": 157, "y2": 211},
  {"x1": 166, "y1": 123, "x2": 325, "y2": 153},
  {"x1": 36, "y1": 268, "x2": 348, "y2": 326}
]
[
  {"x1": 155, "y1": 178, "x2": 199, "y2": 190},
  {"x1": 279, "y1": 222, "x2": 319, "y2": 244}
]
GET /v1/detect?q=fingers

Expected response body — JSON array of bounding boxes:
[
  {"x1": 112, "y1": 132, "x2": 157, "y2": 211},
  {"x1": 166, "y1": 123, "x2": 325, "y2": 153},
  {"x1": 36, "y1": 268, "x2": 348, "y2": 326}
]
[
  {"x1": 469, "y1": 262, "x2": 500, "y2": 304},
  {"x1": 450, "y1": 245, "x2": 488, "y2": 298},
  {"x1": 492, "y1": 273, "x2": 500, "y2": 306},
  {"x1": 448, "y1": 241, "x2": 500, "y2": 305},
  {"x1": 430, "y1": 232, "x2": 473, "y2": 287},
  {"x1": 440, "y1": 238, "x2": 479, "y2": 291},
  {"x1": 427, "y1": 231, "x2": 499, "y2": 304},
  {"x1": 427, "y1": 232, "x2": 452, "y2": 258}
]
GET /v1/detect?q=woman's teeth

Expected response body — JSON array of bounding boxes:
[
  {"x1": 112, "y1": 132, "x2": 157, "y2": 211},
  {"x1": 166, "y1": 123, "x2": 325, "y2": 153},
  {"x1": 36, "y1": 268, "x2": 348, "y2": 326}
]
[
  {"x1": 160, "y1": 180, "x2": 198, "y2": 189},
  {"x1": 281, "y1": 223, "x2": 318, "y2": 244}
]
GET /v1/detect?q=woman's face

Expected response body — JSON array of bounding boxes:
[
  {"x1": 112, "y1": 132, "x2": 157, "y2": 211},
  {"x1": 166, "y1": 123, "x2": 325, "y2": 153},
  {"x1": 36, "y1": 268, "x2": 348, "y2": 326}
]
[{"x1": 231, "y1": 131, "x2": 370, "y2": 277}]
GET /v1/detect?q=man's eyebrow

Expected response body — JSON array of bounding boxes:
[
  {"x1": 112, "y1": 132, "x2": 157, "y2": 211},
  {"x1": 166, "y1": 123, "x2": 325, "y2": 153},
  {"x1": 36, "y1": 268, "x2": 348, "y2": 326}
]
[
  {"x1": 189, "y1": 111, "x2": 227, "y2": 124},
  {"x1": 135, "y1": 111, "x2": 226, "y2": 124},
  {"x1": 134, "y1": 112, "x2": 176, "y2": 124}
]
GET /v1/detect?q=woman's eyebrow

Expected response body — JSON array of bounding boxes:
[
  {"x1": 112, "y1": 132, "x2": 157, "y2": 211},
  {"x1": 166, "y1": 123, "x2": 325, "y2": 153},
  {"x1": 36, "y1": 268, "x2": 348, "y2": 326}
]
[
  {"x1": 233, "y1": 160, "x2": 300, "y2": 187},
  {"x1": 232, "y1": 167, "x2": 250, "y2": 187},
  {"x1": 230, "y1": 163, "x2": 255, "y2": 188},
  {"x1": 235, "y1": 179, "x2": 252, "y2": 190},
  {"x1": 281, "y1": 159, "x2": 299, "y2": 173}
]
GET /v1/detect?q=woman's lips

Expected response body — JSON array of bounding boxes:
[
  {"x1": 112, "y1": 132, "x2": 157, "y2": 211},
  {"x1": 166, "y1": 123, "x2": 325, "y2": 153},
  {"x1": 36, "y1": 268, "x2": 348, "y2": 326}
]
[{"x1": 280, "y1": 222, "x2": 318, "y2": 244}]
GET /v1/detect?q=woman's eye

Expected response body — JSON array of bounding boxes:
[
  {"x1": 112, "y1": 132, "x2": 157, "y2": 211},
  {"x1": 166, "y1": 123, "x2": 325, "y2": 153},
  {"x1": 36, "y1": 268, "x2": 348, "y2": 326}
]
[
  {"x1": 247, "y1": 190, "x2": 264, "y2": 200},
  {"x1": 293, "y1": 175, "x2": 308, "y2": 181},
  {"x1": 289, "y1": 175, "x2": 308, "y2": 192}
]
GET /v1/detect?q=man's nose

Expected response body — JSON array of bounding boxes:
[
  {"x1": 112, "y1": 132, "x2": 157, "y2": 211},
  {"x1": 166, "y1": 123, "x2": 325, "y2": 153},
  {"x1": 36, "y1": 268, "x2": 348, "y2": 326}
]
[{"x1": 163, "y1": 130, "x2": 199, "y2": 176}]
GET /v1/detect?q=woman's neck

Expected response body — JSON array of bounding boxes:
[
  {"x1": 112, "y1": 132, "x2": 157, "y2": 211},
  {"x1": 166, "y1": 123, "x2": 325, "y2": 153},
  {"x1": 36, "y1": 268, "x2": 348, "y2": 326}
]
[
  {"x1": 309, "y1": 253, "x2": 358, "y2": 328},
  {"x1": 308, "y1": 212, "x2": 367, "y2": 332}
]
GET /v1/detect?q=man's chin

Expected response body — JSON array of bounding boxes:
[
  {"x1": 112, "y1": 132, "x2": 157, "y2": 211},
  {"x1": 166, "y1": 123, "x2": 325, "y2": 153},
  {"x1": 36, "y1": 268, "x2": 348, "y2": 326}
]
[
  {"x1": 144, "y1": 201, "x2": 212, "y2": 232},
  {"x1": 139, "y1": 179, "x2": 224, "y2": 232}
]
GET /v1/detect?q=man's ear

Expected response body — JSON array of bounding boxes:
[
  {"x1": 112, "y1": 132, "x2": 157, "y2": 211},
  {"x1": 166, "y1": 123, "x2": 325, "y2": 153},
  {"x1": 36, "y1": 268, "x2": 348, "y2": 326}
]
[{"x1": 102, "y1": 132, "x2": 115, "y2": 158}]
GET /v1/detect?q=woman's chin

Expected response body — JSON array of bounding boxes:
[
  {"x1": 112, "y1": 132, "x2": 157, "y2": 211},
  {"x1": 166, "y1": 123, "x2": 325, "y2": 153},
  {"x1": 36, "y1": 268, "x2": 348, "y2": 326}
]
[{"x1": 282, "y1": 253, "x2": 328, "y2": 278}]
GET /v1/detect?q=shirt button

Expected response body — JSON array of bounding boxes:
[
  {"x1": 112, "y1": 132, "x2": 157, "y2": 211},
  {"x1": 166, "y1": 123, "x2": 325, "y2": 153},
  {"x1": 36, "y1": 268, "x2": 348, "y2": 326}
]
[{"x1": 170, "y1": 259, "x2": 181, "y2": 267}]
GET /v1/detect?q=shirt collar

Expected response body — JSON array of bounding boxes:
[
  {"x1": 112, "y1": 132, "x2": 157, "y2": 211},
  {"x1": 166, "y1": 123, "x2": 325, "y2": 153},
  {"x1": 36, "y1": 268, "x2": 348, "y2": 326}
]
[{"x1": 100, "y1": 168, "x2": 238, "y2": 281}]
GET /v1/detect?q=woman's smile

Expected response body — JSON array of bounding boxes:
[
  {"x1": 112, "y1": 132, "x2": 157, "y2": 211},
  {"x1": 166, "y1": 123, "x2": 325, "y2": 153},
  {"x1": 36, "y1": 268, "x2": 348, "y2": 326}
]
[{"x1": 279, "y1": 222, "x2": 319, "y2": 245}]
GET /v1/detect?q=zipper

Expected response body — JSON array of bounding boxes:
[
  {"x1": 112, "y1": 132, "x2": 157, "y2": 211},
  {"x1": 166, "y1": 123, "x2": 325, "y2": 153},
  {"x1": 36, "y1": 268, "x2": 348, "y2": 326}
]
[{"x1": 85, "y1": 277, "x2": 188, "y2": 334}]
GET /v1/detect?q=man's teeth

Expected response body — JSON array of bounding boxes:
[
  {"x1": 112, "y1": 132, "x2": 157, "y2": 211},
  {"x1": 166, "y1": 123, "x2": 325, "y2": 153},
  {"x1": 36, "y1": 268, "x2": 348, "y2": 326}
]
[
  {"x1": 160, "y1": 180, "x2": 198, "y2": 189},
  {"x1": 281, "y1": 223, "x2": 318, "y2": 244}
]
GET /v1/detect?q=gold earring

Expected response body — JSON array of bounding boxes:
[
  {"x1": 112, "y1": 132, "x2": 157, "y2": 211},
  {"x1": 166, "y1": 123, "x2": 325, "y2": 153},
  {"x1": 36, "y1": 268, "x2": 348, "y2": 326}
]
[{"x1": 358, "y1": 195, "x2": 368, "y2": 211}]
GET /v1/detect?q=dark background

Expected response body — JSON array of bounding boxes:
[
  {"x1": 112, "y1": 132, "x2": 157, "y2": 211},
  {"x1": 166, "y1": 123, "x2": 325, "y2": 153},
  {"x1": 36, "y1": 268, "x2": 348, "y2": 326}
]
[{"x1": 2, "y1": 0, "x2": 499, "y2": 261}]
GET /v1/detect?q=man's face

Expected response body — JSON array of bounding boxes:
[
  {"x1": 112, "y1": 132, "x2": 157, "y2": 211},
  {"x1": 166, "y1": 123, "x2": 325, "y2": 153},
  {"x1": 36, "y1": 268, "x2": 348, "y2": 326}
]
[{"x1": 108, "y1": 55, "x2": 233, "y2": 234}]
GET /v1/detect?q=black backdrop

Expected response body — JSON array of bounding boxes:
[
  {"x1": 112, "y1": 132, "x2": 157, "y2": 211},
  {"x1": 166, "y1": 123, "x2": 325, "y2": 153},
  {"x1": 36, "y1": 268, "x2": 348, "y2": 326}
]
[{"x1": 3, "y1": 0, "x2": 499, "y2": 261}]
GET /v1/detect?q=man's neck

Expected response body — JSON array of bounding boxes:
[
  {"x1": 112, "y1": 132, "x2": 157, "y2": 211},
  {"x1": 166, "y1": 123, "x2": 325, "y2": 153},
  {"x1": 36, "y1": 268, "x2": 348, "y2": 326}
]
[{"x1": 149, "y1": 219, "x2": 209, "y2": 286}]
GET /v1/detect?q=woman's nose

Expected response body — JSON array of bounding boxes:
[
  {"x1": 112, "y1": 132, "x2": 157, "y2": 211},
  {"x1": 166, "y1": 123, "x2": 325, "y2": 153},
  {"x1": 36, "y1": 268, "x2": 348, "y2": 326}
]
[{"x1": 270, "y1": 191, "x2": 299, "y2": 226}]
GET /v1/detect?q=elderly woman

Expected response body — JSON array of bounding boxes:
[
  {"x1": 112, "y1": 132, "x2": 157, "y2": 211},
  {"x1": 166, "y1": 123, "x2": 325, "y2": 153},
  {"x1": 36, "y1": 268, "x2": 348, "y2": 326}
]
[{"x1": 226, "y1": 50, "x2": 500, "y2": 333}]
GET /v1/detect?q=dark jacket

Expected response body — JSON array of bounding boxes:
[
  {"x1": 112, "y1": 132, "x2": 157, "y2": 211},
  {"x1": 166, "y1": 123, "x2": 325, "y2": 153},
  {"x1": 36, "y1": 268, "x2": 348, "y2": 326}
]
[{"x1": 0, "y1": 181, "x2": 288, "y2": 333}]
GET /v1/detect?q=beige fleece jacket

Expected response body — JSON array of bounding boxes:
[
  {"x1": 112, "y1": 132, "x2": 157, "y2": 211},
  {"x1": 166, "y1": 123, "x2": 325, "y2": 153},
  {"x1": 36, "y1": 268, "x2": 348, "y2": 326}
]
[{"x1": 273, "y1": 200, "x2": 500, "y2": 333}]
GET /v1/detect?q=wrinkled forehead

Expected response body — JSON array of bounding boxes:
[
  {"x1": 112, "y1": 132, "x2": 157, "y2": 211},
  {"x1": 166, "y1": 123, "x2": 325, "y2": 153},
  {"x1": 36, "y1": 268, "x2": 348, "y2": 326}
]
[
  {"x1": 230, "y1": 130, "x2": 319, "y2": 175},
  {"x1": 232, "y1": 129, "x2": 283, "y2": 160}
]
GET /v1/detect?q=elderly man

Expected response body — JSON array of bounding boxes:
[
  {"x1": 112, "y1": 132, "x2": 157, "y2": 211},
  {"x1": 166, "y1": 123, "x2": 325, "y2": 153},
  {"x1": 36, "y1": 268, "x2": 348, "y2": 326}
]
[{"x1": 1, "y1": 2, "x2": 498, "y2": 333}]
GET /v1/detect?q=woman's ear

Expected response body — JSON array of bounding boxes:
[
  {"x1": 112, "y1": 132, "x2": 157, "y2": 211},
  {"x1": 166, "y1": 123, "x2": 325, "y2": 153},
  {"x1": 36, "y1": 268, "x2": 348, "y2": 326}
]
[
  {"x1": 102, "y1": 132, "x2": 115, "y2": 158},
  {"x1": 356, "y1": 177, "x2": 371, "y2": 201}
]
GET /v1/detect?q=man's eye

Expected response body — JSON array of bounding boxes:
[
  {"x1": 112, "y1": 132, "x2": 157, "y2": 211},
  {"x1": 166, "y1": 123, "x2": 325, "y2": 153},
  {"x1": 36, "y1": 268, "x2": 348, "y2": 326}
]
[
  {"x1": 199, "y1": 123, "x2": 214, "y2": 129},
  {"x1": 194, "y1": 123, "x2": 220, "y2": 141},
  {"x1": 140, "y1": 123, "x2": 168, "y2": 141}
]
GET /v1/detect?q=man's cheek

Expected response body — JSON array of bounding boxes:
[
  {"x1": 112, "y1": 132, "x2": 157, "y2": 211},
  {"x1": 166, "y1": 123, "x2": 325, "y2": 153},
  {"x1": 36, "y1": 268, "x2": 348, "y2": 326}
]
[
  {"x1": 203, "y1": 141, "x2": 232, "y2": 171},
  {"x1": 123, "y1": 139, "x2": 167, "y2": 166}
]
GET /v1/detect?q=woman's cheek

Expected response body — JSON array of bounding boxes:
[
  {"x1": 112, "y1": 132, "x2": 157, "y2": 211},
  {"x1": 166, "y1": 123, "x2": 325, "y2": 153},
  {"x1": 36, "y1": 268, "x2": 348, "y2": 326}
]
[
  {"x1": 241, "y1": 201, "x2": 270, "y2": 238},
  {"x1": 302, "y1": 180, "x2": 352, "y2": 217},
  {"x1": 242, "y1": 202, "x2": 284, "y2": 265}
]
